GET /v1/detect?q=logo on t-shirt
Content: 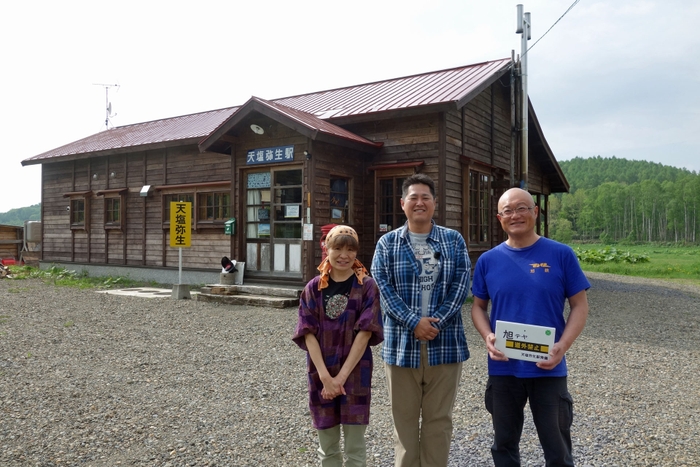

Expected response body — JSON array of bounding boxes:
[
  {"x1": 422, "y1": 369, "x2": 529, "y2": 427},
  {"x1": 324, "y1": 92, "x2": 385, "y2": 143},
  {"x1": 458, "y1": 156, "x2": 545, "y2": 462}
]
[
  {"x1": 529, "y1": 262, "x2": 551, "y2": 274},
  {"x1": 414, "y1": 244, "x2": 438, "y2": 292}
]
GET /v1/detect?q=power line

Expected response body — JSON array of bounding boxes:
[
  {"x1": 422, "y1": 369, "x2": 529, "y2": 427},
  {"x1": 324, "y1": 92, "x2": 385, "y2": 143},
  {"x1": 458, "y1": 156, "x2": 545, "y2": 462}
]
[{"x1": 524, "y1": 0, "x2": 582, "y2": 56}]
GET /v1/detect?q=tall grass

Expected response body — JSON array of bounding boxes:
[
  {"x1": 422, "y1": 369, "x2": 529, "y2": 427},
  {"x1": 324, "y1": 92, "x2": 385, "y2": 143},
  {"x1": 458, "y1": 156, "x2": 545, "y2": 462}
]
[{"x1": 570, "y1": 243, "x2": 700, "y2": 287}]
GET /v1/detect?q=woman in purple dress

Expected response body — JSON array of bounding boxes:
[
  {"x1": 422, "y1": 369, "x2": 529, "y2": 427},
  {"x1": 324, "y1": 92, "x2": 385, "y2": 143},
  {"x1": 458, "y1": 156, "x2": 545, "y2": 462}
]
[{"x1": 293, "y1": 225, "x2": 383, "y2": 467}]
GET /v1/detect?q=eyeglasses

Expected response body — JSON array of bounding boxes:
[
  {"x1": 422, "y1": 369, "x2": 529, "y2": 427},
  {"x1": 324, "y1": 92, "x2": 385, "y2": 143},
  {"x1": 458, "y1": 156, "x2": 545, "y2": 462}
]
[{"x1": 498, "y1": 206, "x2": 535, "y2": 218}]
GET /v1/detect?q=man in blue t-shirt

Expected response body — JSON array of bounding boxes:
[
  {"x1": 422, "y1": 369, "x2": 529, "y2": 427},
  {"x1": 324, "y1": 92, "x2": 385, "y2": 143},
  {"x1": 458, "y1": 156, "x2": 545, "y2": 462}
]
[{"x1": 471, "y1": 188, "x2": 590, "y2": 467}]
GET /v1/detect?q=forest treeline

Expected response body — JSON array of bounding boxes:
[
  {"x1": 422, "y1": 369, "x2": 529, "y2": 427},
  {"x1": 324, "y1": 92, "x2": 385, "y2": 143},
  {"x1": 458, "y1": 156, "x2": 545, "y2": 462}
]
[
  {"x1": 1, "y1": 157, "x2": 698, "y2": 244},
  {"x1": 0, "y1": 204, "x2": 41, "y2": 226},
  {"x1": 549, "y1": 156, "x2": 699, "y2": 244}
]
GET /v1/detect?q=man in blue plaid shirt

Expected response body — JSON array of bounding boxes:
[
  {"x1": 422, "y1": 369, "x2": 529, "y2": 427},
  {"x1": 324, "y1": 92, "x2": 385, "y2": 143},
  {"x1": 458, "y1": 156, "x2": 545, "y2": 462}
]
[{"x1": 371, "y1": 173, "x2": 471, "y2": 467}]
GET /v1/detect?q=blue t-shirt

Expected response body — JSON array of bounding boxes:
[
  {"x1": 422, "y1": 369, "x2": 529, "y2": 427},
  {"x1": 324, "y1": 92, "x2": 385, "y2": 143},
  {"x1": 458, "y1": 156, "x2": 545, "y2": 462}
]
[{"x1": 471, "y1": 237, "x2": 590, "y2": 377}]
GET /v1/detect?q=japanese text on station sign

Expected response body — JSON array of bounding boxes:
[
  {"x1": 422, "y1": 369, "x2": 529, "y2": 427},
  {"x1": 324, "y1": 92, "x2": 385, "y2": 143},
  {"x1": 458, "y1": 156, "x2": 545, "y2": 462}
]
[
  {"x1": 169, "y1": 201, "x2": 191, "y2": 248},
  {"x1": 246, "y1": 145, "x2": 294, "y2": 165}
]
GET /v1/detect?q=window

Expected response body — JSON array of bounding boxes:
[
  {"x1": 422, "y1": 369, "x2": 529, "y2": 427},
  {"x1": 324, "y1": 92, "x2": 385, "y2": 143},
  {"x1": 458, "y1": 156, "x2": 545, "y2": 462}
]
[
  {"x1": 104, "y1": 197, "x2": 121, "y2": 229},
  {"x1": 156, "y1": 181, "x2": 231, "y2": 230},
  {"x1": 95, "y1": 189, "x2": 127, "y2": 230},
  {"x1": 469, "y1": 170, "x2": 491, "y2": 244},
  {"x1": 163, "y1": 193, "x2": 194, "y2": 224},
  {"x1": 245, "y1": 169, "x2": 303, "y2": 240},
  {"x1": 378, "y1": 177, "x2": 407, "y2": 237},
  {"x1": 71, "y1": 198, "x2": 86, "y2": 228},
  {"x1": 198, "y1": 192, "x2": 231, "y2": 222},
  {"x1": 330, "y1": 177, "x2": 350, "y2": 224},
  {"x1": 63, "y1": 191, "x2": 92, "y2": 230},
  {"x1": 272, "y1": 169, "x2": 302, "y2": 239},
  {"x1": 246, "y1": 172, "x2": 271, "y2": 239}
]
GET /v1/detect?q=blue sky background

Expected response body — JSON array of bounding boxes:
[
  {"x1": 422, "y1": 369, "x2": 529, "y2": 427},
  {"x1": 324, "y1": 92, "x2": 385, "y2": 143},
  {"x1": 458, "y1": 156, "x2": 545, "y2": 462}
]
[{"x1": 2, "y1": 0, "x2": 698, "y2": 213}]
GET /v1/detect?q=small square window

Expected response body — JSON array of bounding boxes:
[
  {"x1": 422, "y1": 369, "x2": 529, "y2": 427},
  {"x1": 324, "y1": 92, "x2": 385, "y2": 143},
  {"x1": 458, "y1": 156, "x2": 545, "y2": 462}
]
[{"x1": 198, "y1": 192, "x2": 230, "y2": 222}]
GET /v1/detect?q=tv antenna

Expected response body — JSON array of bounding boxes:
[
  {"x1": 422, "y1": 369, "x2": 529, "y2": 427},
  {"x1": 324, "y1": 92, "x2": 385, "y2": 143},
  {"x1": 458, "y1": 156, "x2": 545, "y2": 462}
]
[{"x1": 93, "y1": 83, "x2": 119, "y2": 130}]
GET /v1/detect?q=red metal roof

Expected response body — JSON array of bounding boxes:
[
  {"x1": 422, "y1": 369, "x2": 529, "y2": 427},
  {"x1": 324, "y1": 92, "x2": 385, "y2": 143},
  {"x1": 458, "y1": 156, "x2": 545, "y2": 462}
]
[
  {"x1": 255, "y1": 97, "x2": 382, "y2": 146},
  {"x1": 274, "y1": 58, "x2": 512, "y2": 118},
  {"x1": 201, "y1": 97, "x2": 382, "y2": 151},
  {"x1": 23, "y1": 107, "x2": 238, "y2": 165},
  {"x1": 23, "y1": 59, "x2": 512, "y2": 165}
]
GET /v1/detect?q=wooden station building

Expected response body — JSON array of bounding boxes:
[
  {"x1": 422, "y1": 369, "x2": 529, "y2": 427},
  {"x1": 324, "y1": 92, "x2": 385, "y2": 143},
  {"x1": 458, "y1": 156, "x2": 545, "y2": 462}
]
[{"x1": 22, "y1": 58, "x2": 568, "y2": 285}]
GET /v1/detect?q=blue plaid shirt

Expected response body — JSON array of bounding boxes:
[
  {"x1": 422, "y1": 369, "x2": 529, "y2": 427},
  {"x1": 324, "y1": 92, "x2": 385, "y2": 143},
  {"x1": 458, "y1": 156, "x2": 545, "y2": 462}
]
[{"x1": 371, "y1": 222, "x2": 471, "y2": 368}]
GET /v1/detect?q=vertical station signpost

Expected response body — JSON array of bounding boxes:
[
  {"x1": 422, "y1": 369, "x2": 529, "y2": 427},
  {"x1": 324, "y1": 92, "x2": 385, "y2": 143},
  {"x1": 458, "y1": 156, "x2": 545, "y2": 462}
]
[{"x1": 170, "y1": 201, "x2": 192, "y2": 299}]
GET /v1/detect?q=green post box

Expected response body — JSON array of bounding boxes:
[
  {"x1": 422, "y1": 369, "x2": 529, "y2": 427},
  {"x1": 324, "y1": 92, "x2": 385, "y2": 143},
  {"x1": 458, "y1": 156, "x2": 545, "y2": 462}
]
[{"x1": 224, "y1": 218, "x2": 236, "y2": 235}]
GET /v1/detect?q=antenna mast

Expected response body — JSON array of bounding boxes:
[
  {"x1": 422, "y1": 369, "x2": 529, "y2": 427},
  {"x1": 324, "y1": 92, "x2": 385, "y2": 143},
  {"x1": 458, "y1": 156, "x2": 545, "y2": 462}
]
[
  {"x1": 516, "y1": 5, "x2": 531, "y2": 190},
  {"x1": 93, "y1": 83, "x2": 119, "y2": 130}
]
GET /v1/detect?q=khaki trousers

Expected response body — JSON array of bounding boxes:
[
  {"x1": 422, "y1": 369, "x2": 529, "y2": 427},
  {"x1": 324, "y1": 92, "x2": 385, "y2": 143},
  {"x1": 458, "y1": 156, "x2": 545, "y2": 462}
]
[
  {"x1": 385, "y1": 345, "x2": 463, "y2": 467},
  {"x1": 317, "y1": 424, "x2": 367, "y2": 467}
]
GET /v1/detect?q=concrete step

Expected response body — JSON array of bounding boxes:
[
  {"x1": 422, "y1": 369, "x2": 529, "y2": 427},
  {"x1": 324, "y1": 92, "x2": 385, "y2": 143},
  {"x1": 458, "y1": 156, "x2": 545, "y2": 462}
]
[
  {"x1": 201, "y1": 283, "x2": 302, "y2": 299},
  {"x1": 195, "y1": 292, "x2": 298, "y2": 309}
]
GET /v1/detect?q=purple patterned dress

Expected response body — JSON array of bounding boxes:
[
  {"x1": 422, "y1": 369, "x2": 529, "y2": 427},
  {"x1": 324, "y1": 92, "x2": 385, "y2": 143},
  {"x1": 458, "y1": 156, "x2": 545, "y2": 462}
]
[{"x1": 292, "y1": 275, "x2": 383, "y2": 430}]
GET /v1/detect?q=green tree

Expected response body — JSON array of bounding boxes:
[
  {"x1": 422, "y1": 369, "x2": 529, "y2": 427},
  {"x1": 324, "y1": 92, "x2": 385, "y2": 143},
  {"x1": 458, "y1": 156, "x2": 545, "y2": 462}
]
[{"x1": 0, "y1": 204, "x2": 41, "y2": 226}]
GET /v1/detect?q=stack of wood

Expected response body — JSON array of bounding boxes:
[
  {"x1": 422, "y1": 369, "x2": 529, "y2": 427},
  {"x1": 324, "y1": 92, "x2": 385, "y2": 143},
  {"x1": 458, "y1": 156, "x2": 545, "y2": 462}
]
[{"x1": 0, "y1": 264, "x2": 10, "y2": 279}]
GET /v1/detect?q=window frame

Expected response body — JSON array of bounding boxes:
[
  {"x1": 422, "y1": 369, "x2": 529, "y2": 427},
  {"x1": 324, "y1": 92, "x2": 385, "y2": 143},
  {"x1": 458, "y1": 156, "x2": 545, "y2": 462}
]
[
  {"x1": 162, "y1": 193, "x2": 195, "y2": 229},
  {"x1": 467, "y1": 168, "x2": 492, "y2": 247},
  {"x1": 63, "y1": 191, "x2": 92, "y2": 231},
  {"x1": 95, "y1": 188, "x2": 127, "y2": 231},
  {"x1": 244, "y1": 172, "x2": 271, "y2": 240},
  {"x1": 71, "y1": 198, "x2": 87, "y2": 229},
  {"x1": 377, "y1": 176, "x2": 407, "y2": 236},
  {"x1": 104, "y1": 196, "x2": 122, "y2": 230},
  {"x1": 373, "y1": 168, "x2": 422, "y2": 242},
  {"x1": 197, "y1": 191, "x2": 231, "y2": 227},
  {"x1": 270, "y1": 169, "x2": 303, "y2": 239},
  {"x1": 156, "y1": 181, "x2": 232, "y2": 231},
  {"x1": 329, "y1": 176, "x2": 351, "y2": 224}
]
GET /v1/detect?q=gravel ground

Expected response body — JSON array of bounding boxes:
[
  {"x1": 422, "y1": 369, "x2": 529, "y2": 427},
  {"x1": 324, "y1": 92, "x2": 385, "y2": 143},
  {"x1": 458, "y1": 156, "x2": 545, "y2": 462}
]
[{"x1": 1, "y1": 272, "x2": 699, "y2": 467}]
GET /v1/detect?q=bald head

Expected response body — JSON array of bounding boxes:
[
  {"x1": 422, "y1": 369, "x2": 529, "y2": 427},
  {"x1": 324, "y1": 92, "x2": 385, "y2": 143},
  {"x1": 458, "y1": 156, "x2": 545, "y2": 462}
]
[{"x1": 498, "y1": 188, "x2": 535, "y2": 211}]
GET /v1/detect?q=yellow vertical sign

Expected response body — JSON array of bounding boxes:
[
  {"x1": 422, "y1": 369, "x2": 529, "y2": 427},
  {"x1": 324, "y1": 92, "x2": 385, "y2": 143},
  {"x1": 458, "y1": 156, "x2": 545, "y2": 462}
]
[{"x1": 170, "y1": 202, "x2": 191, "y2": 248}]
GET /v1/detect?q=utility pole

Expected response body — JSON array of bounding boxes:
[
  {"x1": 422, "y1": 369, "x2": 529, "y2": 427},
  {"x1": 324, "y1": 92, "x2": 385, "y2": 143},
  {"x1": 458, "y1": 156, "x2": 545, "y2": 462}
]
[{"x1": 516, "y1": 5, "x2": 531, "y2": 190}]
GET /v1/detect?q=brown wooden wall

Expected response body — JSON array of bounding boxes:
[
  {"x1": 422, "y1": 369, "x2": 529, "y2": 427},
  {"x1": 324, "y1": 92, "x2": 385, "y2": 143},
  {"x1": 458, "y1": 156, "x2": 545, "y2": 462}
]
[
  {"x1": 446, "y1": 80, "x2": 515, "y2": 262},
  {"x1": 305, "y1": 140, "x2": 371, "y2": 269},
  {"x1": 0, "y1": 225, "x2": 22, "y2": 261},
  {"x1": 346, "y1": 112, "x2": 442, "y2": 238},
  {"x1": 41, "y1": 145, "x2": 234, "y2": 271}
]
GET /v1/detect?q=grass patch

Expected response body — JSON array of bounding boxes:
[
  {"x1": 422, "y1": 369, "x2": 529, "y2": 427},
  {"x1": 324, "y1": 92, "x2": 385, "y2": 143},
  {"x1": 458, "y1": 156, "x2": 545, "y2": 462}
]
[
  {"x1": 569, "y1": 243, "x2": 700, "y2": 287},
  {"x1": 6, "y1": 265, "x2": 166, "y2": 290}
]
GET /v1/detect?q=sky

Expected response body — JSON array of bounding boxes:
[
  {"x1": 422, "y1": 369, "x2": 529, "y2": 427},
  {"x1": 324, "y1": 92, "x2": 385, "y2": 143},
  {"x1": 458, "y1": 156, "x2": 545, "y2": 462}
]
[{"x1": 1, "y1": 0, "x2": 698, "y2": 214}]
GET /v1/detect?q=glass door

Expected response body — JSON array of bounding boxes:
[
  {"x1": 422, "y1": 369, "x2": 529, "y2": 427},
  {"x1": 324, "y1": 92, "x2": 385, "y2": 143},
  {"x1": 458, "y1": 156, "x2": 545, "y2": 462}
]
[
  {"x1": 244, "y1": 168, "x2": 303, "y2": 278},
  {"x1": 271, "y1": 169, "x2": 303, "y2": 275}
]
